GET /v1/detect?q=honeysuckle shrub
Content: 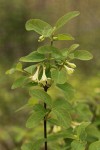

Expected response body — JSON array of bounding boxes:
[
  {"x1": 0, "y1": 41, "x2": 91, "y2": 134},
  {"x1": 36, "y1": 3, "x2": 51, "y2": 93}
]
[{"x1": 6, "y1": 11, "x2": 100, "y2": 150}]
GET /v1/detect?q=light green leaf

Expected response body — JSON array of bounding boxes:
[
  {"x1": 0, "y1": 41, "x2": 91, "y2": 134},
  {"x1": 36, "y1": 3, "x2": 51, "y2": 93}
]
[
  {"x1": 21, "y1": 142, "x2": 34, "y2": 150},
  {"x1": 89, "y1": 141, "x2": 100, "y2": 150},
  {"x1": 30, "y1": 89, "x2": 52, "y2": 106},
  {"x1": 24, "y1": 65, "x2": 36, "y2": 74},
  {"x1": 11, "y1": 76, "x2": 28, "y2": 89},
  {"x1": 25, "y1": 19, "x2": 53, "y2": 37},
  {"x1": 57, "y1": 82, "x2": 75, "y2": 100},
  {"x1": 51, "y1": 68, "x2": 67, "y2": 84},
  {"x1": 69, "y1": 50, "x2": 93, "y2": 60},
  {"x1": 6, "y1": 68, "x2": 15, "y2": 75},
  {"x1": 55, "y1": 11, "x2": 80, "y2": 30},
  {"x1": 16, "y1": 62, "x2": 23, "y2": 71},
  {"x1": 68, "y1": 44, "x2": 80, "y2": 53},
  {"x1": 56, "y1": 34, "x2": 74, "y2": 41},
  {"x1": 53, "y1": 108, "x2": 71, "y2": 128},
  {"x1": 26, "y1": 104, "x2": 46, "y2": 128},
  {"x1": 71, "y1": 140, "x2": 86, "y2": 150},
  {"x1": 20, "y1": 51, "x2": 46, "y2": 62}
]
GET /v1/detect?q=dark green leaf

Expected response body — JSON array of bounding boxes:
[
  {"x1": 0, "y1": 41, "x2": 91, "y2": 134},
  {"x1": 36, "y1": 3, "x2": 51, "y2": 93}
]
[
  {"x1": 75, "y1": 122, "x2": 90, "y2": 141},
  {"x1": 52, "y1": 97, "x2": 72, "y2": 111},
  {"x1": 71, "y1": 140, "x2": 86, "y2": 150},
  {"x1": 38, "y1": 45, "x2": 62, "y2": 59},
  {"x1": 51, "y1": 68, "x2": 67, "y2": 84},
  {"x1": 20, "y1": 51, "x2": 46, "y2": 62},
  {"x1": 30, "y1": 89, "x2": 52, "y2": 106},
  {"x1": 26, "y1": 104, "x2": 46, "y2": 128},
  {"x1": 25, "y1": 19, "x2": 53, "y2": 37},
  {"x1": 55, "y1": 11, "x2": 80, "y2": 30},
  {"x1": 57, "y1": 82, "x2": 75, "y2": 100}
]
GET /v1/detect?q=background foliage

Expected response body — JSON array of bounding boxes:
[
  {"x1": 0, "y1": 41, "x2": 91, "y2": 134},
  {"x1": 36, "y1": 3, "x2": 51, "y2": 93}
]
[{"x1": 0, "y1": 0, "x2": 100, "y2": 149}]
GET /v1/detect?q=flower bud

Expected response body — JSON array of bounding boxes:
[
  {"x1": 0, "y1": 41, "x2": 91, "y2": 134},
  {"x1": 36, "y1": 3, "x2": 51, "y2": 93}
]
[
  {"x1": 66, "y1": 61, "x2": 76, "y2": 68},
  {"x1": 38, "y1": 35, "x2": 45, "y2": 42},
  {"x1": 64, "y1": 65, "x2": 74, "y2": 75}
]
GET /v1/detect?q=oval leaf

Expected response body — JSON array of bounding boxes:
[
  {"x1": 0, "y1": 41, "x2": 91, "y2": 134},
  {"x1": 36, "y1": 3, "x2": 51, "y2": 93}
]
[
  {"x1": 71, "y1": 50, "x2": 93, "y2": 60},
  {"x1": 57, "y1": 34, "x2": 74, "y2": 41},
  {"x1": 89, "y1": 141, "x2": 100, "y2": 150},
  {"x1": 71, "y1": 140, "x2": 86, "y2": 150},
  {"x1": 51, "y1": 68, "x2": 67, "y2": 84},
  {"x1": 57, "y1": 82, "x2": 75, "y2": 100},
  {"x1": 26, "y1": 104, "x2": 46, "y2": 128},
  {"x1": 30, "y1": 89, "x2": 52, "y2": 106},
  {"x1": 25, "y1": 19, "x2": 53, "y2": 37},
  {"x1": 20, "y1": 51, "x2": 46, "y2": 62},
  {"x1": 55, "y1": 11, "x2": 80, "y2": 30}
]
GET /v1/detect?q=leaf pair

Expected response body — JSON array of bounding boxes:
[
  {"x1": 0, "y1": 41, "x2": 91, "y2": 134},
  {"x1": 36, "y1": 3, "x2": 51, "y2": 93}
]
[{"x1": 25, "y1": 11, "x2": 80, "y2": 37}]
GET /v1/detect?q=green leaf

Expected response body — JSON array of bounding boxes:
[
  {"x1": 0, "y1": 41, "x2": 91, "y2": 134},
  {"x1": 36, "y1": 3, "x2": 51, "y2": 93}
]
[
  {"x1": 25, "y1": 19, "x2": 53, "y2": 37},
  {"x1": 5, "y1": 68, "x2": 15, "y2": 75},
  {"x1": 68, "y1": 44, "x2": 80, "y2": 53},
  {"x1": 75, "y1": 122, "x2": 90, "y2": 141},
  {"x1": 55, "y1": 11, "x2": 80, "y2": 30},
  {"x1": 37, "y1": 45, "x2": 61, "y2": 59},
  {"x1": 20, "y1": 51, "x2": 46, "y2": 62},
  {"x1": 57, "y1": 82, "x2": 75, "y2": 100},
  {"x1": 56, "y1": 34, "x2": 74, "y2": 41},
  {"x1": 30, "y1": 89, "x2": 52, "y2": 106},
  {"x1": 69, "y1": 50, "x2": 93, "y2": 60},
  {"x1": 86, "y1": 124, "x2": 100, "y2": 139},
  {"x1": 53, "y1": 108, "x2": 71, "y2": 128},
  {"x1": 16, "y1": 62, "x2": 23, "y2": 71},
  {"x1": 24, "y1": 65, "x2": 36, "y2": 74},
  {"x1": 47, "y1": 129, "x2": 75, "y2": 141},
  {"x1": 52, "y1": 97, "x2": 72, "y2": 111},
  {"x1": 26, "y1": 104, "x2": 46, "y2": 128},
  {"x1": 21, "y1": 142, "x2": 34, "y2": 150},
  {"x1": 89, "y1": 141, "x2": 100, "y2": 150},
  {"x1": 71, "y1": 140, "x2": 86, "y2": 150},
  {"x1": 51, "y1": 68, "x2": 67, "y2": 84},
  {"x1": 11, "y1": 76, "x2": 27, "y2": 89}
]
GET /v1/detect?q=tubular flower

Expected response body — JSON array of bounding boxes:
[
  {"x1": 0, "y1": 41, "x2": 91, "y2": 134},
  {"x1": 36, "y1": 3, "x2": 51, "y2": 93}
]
[
  {"x1": 66, "y1": 61, "x2": 76, "y2": 68},
  {"x1": 64, "y1": 65, "x2": 74, "y2": 75},
  {"x1": 30, "y1": 65, "x2": 40, "y2": 82},
  {"x1": 40, "y1": 66, "x2": 47, "y2": 84}
]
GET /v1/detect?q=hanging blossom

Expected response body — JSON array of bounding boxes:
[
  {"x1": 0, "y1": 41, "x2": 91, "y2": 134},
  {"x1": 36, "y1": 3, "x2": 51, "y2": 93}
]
[
  {"x1": 39, "y1": 66, "x2": 47, "y2": 84},
  {"x1": 30, "y1": 65, "x2": 40, "y2": 82},
  {"x1": 39, "y1": 65, "x2": 52, "y2": 86},
  {"x1": 64, "y1": 65, "x2": 74, "y2": 75}
]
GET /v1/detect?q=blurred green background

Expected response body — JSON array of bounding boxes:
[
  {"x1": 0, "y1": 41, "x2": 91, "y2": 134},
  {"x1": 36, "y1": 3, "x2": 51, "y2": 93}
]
[{"x1": 0, "y1": 0, "x2": 100, "y2": 149}]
